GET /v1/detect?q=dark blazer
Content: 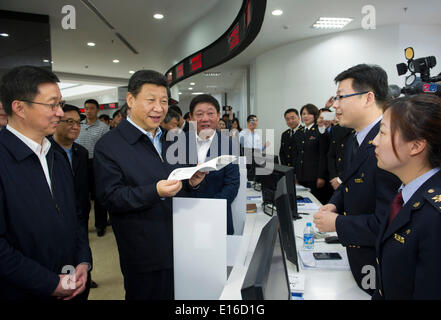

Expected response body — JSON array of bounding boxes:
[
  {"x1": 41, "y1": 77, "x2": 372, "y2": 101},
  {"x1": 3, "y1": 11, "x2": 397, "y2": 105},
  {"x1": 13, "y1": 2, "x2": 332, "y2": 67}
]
[
  {"x1": 373, "y1": 171, "x2": 441, "y2": 300},
  {"x1": 0, "y1": 129, "x2": 92, "y2": 300},
  {"x1": 331, "y1": 121, "x2": 401, "y2": 293},
  {"x1": 186, "y1": 131, "x2": 240, "y2": 235},
  {"x1": 327, "y1": 125, "x2": 353, "y2": 180},
  {"x1": 279, "y1": 128, "x2": 299, "y2": 168},
  {"x1": 94, "y1": 119, "x2": 192, "y2": 277},
  {"x1": 294, "y1": 124, "x2": 327, "y2": 182},
  {"x1": 50, "y1": 138, "x2": 90, "y2": 227}
]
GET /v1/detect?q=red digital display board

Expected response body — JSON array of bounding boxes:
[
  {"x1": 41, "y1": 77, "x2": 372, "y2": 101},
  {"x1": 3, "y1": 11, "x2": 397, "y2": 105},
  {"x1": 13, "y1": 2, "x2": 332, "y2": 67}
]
[
  {"x1": 176, "y1": 63, "x2": 184, "y2": 78},
  {"x1": 190, "y1": 53, "x2": 202, "y2": 72},
  {"x1": 229, "y1": 24, "x2": 240, "y2": 51},
  {"x1": 245, "y1": 0, "x2": 252, "y2": 28}
]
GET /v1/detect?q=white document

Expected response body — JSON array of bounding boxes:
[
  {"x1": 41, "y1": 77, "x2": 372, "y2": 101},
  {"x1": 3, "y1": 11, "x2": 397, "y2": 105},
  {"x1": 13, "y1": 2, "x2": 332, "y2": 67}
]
[
  {"x1": 322, "y1": 111, "x2": 336, "y2": 121},
  {"x1": 168, "y1": 155, "x2": 237, "y2": 180},
  {"x1": 289, "y1": 274, "x2": 306, "y2": 293},
  {"x1": 298, "y1": 250, "x2": 350, "y2": 270},
  {"x1": 173, "y1": 197, "x2": 227, "y2": 300}
]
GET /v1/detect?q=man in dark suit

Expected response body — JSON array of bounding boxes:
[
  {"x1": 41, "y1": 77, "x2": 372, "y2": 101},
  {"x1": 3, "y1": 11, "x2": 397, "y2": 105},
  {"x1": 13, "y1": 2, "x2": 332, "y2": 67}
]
[
  {"x1": 50, "y1": 104, "x2": 93, "y2": 298},
  {"x1": 0, "y1": 65, "x2": 92, "y2": 300},
  {"x1": 313, "y1": 64, "x2": 401, "y2": 295},
  {"x1": 327, "y1": 124, "x2": 353, "y2": 190},
  {"x1": 94, "y1": 70, "x2": 204, "y2": 300},
  {"x1": 279, "y1": 108, "x2": 301, "y2": 168},
  {"x1": 186, "y1": 94, "x2": 240, "y2": 235}
]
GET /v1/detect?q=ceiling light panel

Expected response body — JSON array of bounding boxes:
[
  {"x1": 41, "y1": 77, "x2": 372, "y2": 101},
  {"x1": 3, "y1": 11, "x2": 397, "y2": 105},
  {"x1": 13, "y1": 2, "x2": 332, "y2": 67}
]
[{"x1": 312, "y1": 17, "x2": 353, "y2": 29}]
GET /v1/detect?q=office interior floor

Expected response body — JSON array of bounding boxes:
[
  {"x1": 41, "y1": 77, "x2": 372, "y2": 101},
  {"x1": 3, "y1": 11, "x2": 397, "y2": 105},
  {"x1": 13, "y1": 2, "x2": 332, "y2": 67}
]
[{"x1": 87, "y1": 208, "x2": 124, "y2": 300}]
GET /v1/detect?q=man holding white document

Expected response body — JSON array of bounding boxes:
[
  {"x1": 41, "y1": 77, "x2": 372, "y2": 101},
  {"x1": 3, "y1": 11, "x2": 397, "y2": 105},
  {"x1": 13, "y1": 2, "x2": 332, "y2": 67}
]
[{"x1": 94, "y1": 70, "x2": 205, "y2": 300}]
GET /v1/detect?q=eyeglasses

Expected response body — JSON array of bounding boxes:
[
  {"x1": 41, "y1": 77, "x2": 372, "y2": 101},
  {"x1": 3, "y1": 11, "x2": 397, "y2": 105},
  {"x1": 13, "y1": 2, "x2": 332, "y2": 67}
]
[
  {"x1": 20, "y1": 100, "x2": 65, "y2": 111},
  {"x1": 59, "y1": 119, "x2": 81, "y2": 126},
  {"x1": 333, "y1": 91, "x2": 370, "y2": 101}
]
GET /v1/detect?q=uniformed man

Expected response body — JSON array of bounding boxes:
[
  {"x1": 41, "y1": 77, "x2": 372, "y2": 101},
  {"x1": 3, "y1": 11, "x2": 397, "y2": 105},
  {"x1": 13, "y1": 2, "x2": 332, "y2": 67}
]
[
  {"x1": 313, "y1": 64, "x2": 401, "y2": 295},
  {"x1": 327, "y1": 124, "x2": 353, "y2": 190},
  {"x1": 279, "y1": 108, "x2": 301, "y2": 168}
]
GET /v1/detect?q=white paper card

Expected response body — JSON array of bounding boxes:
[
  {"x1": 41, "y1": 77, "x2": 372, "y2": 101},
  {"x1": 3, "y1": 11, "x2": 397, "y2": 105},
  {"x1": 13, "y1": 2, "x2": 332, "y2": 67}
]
[
  {"x1": 168, "y1": 155, "x2": 237, "y2": 180},
  {"x1": 173, "y1": 197, "x2": 227, "y2": 300}
]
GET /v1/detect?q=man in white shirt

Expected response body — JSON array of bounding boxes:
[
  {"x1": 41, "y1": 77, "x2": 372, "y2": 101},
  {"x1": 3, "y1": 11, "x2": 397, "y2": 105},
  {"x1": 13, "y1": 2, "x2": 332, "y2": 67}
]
[
  {"x1": 0, "y1": 65, "x2": 92, "y2": 300},
  {"x1": 186, "y1": 94, "x2": 240, "y2": 235}
]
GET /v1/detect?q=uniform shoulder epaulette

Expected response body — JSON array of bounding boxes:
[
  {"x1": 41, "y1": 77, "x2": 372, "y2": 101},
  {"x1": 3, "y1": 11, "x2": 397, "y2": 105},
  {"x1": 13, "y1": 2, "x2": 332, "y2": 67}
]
[{"x1": 423, "y1": 188, "x2": 441, "y2": 213}]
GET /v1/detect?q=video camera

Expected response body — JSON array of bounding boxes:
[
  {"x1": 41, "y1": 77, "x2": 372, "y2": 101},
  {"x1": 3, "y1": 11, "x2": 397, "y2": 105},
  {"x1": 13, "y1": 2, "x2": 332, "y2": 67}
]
[{"x1": 396, "y1": 47, "x2": 441, "y2": 96}]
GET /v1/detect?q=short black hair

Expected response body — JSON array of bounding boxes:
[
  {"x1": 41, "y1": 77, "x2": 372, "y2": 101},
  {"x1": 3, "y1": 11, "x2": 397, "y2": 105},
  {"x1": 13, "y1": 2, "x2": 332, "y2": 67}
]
[
  {"x1": 284, "y1": 108, "x2": 299, "y2": 117},
  {"x1": 0, "y1": 65, "x2": 59, "y2": 116},
  {"x1": 163, "y1": 110, "x2": 180, "y2": 124},
  {"x1": 300, "y1": 104, "x2": 319, "y2": 122},
  {"x1": 169, "y1": 104, "x2": 182, "y2": 116},
  {"x1": 183, "y1": 112, "x2": 190, "y2": 120},
  {"x1": 128, "y1": 70, "x2": 169, "y2": 98},
  {"x1": 63, "y1": 104, "x2": 81, "y2": 118},
  {"x1": 99, "y1": 114, "x2": 110, "y2": 121},
  {"x1": 334, "y1": 64, "x2": 389, "y2": 105},
  {"x1": 112, "y1": 109, "x2": 121, "y2": 119},
  {"x1": 84, "y1": 99, "x2": 99, "y2": 109},
  {"x1": 189, "y1": 94, "x2": 220, "y2": 114},
  {"x1": 247, "y1": 114, "x2": 257, "y2": 122}
]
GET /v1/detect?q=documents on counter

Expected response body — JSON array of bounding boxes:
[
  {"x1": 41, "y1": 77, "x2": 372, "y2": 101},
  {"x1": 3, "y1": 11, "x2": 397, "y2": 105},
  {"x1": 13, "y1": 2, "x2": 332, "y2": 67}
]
[{"x1": 167, "y1": 155, "x2": 237, "y2": 181}]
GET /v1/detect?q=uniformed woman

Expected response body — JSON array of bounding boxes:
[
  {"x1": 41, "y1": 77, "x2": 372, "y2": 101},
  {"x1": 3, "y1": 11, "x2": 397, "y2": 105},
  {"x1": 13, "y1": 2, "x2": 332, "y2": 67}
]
[
  {"x1": 372, "y1": 93, "x2": 441, "y2": 299},
  {"x1": 294, "y1": 103, "x2": 327, "y2": 203}
]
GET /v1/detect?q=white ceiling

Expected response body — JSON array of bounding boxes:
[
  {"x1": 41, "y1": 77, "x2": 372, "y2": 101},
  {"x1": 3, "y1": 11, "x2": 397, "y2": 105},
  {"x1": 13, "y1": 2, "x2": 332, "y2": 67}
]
[{"x1": 1, "y1": 0, "x2": 441, "y2": 100}]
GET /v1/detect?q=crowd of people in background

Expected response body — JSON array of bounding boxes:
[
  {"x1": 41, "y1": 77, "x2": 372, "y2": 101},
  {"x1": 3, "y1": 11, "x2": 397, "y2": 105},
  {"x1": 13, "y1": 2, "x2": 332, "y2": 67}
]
[{"x1": 1, "y1": 63, "x2": 441, "y2": 301}]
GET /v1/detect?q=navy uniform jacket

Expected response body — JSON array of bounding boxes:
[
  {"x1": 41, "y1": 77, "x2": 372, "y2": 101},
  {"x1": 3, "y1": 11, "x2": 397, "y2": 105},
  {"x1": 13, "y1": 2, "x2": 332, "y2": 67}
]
[
  {"x1": 373, "y1": 171, "x2": 441, "y2": 300},
  {"x1": 331, "y1": 121, "x2": 401, "y2": 293},
  {"x1": 279, "y1": 128, "x2": 298, "y2": 168},
  {"x1": 94, "y1": 119, "x2": 192, "y2": 276},
  {"x1": 294, "y1": 124, "x2": 327, "y2": 182},
  {"x1": 50, "y1": 138, "x2": 91, "y2": 227},
  {"x1": 0, "y1": 129, "x2": 92, "y2": 300},
  {"x1": 185, "y1": 131, "x2": 240, "y2": 235},
  {"x1": 327, "y1": 125, "x2": 353, "y2": 181}
]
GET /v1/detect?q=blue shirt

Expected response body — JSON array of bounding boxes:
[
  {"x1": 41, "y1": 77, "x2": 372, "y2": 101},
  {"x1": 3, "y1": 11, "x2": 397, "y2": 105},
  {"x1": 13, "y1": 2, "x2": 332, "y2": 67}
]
[
  {"x1": 62, "y1": 146, "x2": 73, "y2": 168},
  {"x1": 400, "y1": 167, "x2": 441, "y2": 205},
  {"x1": 356, "y1": 115, "x2": 382, "y2": 146},
  {"x1": 127, "y1": 117, "x2": 163, "y2": 158}
]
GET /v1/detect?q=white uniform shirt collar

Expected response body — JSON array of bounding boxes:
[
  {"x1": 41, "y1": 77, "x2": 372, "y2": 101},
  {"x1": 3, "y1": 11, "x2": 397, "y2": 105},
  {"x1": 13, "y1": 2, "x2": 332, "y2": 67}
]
[{"x1": 6, "y1": 125, "x2": 51, "y2": 157}]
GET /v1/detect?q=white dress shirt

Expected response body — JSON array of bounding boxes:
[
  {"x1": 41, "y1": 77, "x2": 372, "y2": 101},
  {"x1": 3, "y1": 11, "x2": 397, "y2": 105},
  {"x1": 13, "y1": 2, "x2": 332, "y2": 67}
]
[
  {"x1": 196, "y1": 130, "x2": 216, "y2": 163},
  {"x1": 6, "y1": 125, "x2": 52, "y2": 192}
]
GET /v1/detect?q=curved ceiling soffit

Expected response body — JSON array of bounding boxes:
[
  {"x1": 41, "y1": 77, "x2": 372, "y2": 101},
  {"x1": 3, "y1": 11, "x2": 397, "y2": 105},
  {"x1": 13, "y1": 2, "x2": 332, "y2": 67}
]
[{"x1": 164, "y1": 0, "x2": 267, "y2": 88}]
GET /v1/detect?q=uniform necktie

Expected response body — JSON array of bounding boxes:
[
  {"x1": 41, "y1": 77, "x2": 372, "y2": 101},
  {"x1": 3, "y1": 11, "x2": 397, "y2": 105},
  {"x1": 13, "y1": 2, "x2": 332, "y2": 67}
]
[
  {"x1": 388, "y1": 191, "x2": 403, "y2": 225},
  {"x1": 351, "y1": 133, "x2": 359, "y2": 161},
  {"x1": 290, "y1": 129, "x2": 294, "y2": 137}
]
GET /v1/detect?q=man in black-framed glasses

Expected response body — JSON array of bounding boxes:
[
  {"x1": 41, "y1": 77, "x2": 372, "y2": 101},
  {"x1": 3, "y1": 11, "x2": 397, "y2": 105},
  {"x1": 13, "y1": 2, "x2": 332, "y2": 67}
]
[{"x1": 313, "y1": 64, "x2": 401, "y2": 296}]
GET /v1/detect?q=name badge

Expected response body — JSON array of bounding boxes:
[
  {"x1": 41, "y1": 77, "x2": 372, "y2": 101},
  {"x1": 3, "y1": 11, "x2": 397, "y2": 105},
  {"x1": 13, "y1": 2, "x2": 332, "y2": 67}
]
[{"x1": 354, "y1": 178, "x2": 364, "y2": 183}]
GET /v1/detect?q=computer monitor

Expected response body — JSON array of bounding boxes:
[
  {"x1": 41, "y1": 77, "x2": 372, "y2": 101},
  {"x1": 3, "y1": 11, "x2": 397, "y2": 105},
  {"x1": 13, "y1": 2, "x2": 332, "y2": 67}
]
[
  {"x1": 261, "y1": 164, "x2": 299, "y2": 220},
  {"x1": 241, "y1": 217, "x2": 291, "y2": 300},
  {"x1": 274, "y1": 176, "x2": 299, "y2": 270}
]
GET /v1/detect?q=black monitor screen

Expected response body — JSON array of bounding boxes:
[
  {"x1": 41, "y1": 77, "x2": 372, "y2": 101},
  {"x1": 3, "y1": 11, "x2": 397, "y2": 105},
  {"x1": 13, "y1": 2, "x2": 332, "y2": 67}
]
[
  {"x1": 241, "y1": 217, "x2": 290, "y2": 300},
  {"x1": 274, "y1": 176, "x2": 299, "y2": 270},
  {"x1": 261, "y1": 164, "x2": 298, "y2": 220}
]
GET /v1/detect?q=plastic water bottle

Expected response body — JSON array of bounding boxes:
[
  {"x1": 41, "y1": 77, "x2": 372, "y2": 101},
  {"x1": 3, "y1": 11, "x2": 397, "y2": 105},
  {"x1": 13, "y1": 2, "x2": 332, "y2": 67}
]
[{"x1": 303, "y1": 222, "x2": 315, "y2": 250}]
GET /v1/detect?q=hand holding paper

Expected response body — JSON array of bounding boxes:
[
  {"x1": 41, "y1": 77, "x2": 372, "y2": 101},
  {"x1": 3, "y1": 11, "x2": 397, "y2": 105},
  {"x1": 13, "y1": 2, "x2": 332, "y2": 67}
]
[{"x1": 168, "y1": 155, "x2": 237, "y2": 181}]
